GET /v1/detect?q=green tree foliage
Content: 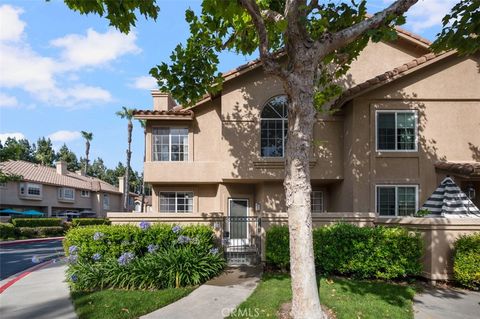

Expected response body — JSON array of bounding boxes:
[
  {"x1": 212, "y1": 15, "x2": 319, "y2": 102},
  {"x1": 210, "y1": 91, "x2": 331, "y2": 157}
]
[
  {"x1": 56, "y1": 144, "x2": 80, "y2": 171},
  {"x1": 34, "y1": 137, "x2": 56, "y2": 166},
  {"x1": 431, "y1": 0, "x2": 480, "y2": 55},
  {"x1": 0, "y1": 137, "x2": 36, "y2": 162}
]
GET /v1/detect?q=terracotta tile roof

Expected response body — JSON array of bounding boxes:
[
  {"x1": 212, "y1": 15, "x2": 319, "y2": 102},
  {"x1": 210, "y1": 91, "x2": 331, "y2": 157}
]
[
  {"x1": 133, "y1": 109, "x2": 194, "y2": 119},
  {"x1": 335, "y1": 51, "x2": 454, "y2": 105},
  {"x1": 395, "y1": 26, "x2": 431, "y2": 47},
  {"x1": 0, "y1": 160, "x2": 121, "y2": 193},
  {"x1": 435, "y1": 161, "x2": 480, "y2": 177}
]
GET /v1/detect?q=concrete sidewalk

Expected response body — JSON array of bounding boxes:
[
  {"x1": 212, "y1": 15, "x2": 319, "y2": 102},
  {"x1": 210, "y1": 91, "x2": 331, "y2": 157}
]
[
  {"x1": 142, "y1": 266, "x2": 262, "y2": 319},
  {"x1": 0, "y1": 260, "x2": 76, "y2": 319},
  {"x1": 414, "y1": 286, "x2": 480, "y2": 319}
]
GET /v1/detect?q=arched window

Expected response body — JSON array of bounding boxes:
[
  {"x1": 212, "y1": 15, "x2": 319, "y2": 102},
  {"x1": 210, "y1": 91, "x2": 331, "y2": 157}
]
[{"x1": 261, "y1": 95, "x2": 288, "y2": 157}]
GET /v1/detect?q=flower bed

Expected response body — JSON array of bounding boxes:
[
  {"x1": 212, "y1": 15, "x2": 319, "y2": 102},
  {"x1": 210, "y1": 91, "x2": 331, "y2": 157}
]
[{"x1": 64, "y1": 223, "x2": 225, "y2": 290}]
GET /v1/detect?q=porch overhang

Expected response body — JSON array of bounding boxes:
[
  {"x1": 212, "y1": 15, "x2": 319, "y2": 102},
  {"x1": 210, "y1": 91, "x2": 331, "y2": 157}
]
[{"x1": 434, "y1": 161, "x2": 480, "y2": 179}]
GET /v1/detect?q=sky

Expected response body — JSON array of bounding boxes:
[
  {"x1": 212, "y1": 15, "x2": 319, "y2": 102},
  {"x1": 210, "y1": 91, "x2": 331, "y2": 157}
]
[{"x1": 0, "y1": 0, "x2": 458, "y2": 172}]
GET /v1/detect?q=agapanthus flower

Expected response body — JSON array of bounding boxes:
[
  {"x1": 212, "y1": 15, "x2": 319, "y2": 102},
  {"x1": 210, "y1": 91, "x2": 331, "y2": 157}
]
[
  {"x1": 67, "y1": 254, "x2": 78, "y2": 264},
  {"x1": 209, "y1": 248, "x2": 219, "y2": 255},
  {"x1": 139, "y1": 221, "x2": 151, "y2": 230},
  {"x1": 92, "y1": 253, "x2": 102, "y2": 261},
  {"x1": 31, "y1": 256, "x2": 41, "y2": 264},
  {"x1": 117, "y1": 252, "x2": 135, "y2": 266},
  {"x1": 70, "y1": 274, "x2": 78, "y2": 282},
  {"x1": 177, "y1": 235, "x2": 191, "y2": 244},
  {"x1": 93, "y1": 232, "x2": 104, "y2": 241},
  {"x1": 172, "y1": 225, "x2": 182, "y2": 234},
  {"x1": 147, "y1": 244, "x2": 159, "y2": 253},
  {"x1": 68, "y1": 245, "x2": 78, "y2": 254}
]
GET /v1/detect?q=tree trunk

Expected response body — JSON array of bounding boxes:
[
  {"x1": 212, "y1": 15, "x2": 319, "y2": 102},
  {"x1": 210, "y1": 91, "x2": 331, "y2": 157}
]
[
  {"x1": 85, "y1": 141, "x2": 90, "y2": 175},
  {"x1": 124, "y1": 121, "x2": 132, "y2": 211},
  {"x1": 284, "y1": 70, "x2": 324, "y2": 319},
  {"x1": 141, "y1": 129, "x2": 146, "y2": 212}
]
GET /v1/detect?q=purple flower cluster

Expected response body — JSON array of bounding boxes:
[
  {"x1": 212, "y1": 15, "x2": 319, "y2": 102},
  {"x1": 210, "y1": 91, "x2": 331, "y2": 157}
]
[
  {"x1": 92, "y1": 253, "x2": 102, "y2": 261},
  {"x1": 177, "y1": 235, "x2": 191, "y2": 244},
  {"x1": 68, "y1": 245, "x2": 78, "y2": 254},
  {"x1": 139, "y1": 221, "x2": 151, "y2": 230},
  {"x1": 93, "y1": 232, "x2": 104, "y2": 241},
  {"x1": 172, "y1": 225, "x2": 182, "y2": 234},
  {"x1": 209, "y1": 248, "x2": 219, "y2": 255},
  {"x1": 70, "y1": 274, "x2": 78, "y2": 282},
  {"x1": 31, "y1": 256, "x2": 41, "y2": 264},
  {"x1": 67, "y1": 254, "x2": 78, "y2": 264},
  {"x1": 118, "y1": 252, "x2": 135, "y2": 266},
  {"x1": 147, "y1": 244, "x2": 159, "y2": 253}
]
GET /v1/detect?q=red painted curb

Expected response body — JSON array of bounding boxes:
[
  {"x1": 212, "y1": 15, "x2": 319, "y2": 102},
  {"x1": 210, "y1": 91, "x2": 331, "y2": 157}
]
[
  {"x1": 0, "y1": 259, "x2": 54, "y2": 294},
  {"x1": 0, "y1": 237, "x2": 64, "y2": 246}
]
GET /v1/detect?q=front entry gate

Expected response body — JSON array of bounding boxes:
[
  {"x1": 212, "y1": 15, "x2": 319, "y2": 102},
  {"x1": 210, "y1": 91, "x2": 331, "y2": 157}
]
[{"x1": 222, "y1": 199, "x2": 261, "y2": 264}]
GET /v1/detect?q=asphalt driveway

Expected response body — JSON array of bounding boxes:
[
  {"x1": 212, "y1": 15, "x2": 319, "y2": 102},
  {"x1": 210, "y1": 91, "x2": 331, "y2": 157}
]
[{"x1": 0, "y1": 240, "x2": 64, "y2": 280}]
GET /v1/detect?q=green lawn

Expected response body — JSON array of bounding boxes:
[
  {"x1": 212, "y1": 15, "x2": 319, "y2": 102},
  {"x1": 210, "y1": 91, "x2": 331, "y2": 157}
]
[
  {"x1": 229, "y1": 273, "x2": 416, "y2": 319},
  {"x1": 70, "y1": 287, "x2": 195, "y2": 319}
]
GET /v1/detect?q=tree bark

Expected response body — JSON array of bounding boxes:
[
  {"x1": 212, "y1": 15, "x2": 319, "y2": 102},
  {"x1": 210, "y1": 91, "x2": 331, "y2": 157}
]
[
  {"x1": 283, "y1": 63, "x2": 324, "y2": 319},
  {"x1": 85, "y1": 141, "x2": 90, "y2": 175},
  {"x1": 141, "y1": 129, "x2": 146, "y2": 212},
  {"x1": 124, "y1": 121, "x2": 132, "y2": 211}
]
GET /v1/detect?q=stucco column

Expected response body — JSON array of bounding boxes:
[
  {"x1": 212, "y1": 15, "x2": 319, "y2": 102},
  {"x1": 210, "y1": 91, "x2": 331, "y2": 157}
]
[{"x1": 47, "y1": 206, "x2": 52, "y2": 217}]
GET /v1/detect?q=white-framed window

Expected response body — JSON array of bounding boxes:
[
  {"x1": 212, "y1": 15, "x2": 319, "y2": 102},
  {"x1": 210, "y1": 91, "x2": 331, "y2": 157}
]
[
  {"x1": 19, "y1": 183, "x2": 42, "y2": 197},
  {"x1": 80, "y1": 190, "x2": 90, "y2": 198},
  {"x1": 58, "y1": 187, "x2": 75, "y2": 201},
  {"x1": 311, "y1": 191, "x2": 324, "y2": 213},
  {"x1": 103, "y1": 193, "x2": 110, "y2": 210},
  {"x1": 261, "y1": 95, "x2": 288, "y2": 157},
  {"x1": 152, "y1": 127, "x2": 189, "y2": 161},
  {"x1": 376, "y1": 110, "x2": 417, "y2": 151},
  {"x1": 376, "y1": 185, "x2": 418, "y2": 216},
  {"x1": 159, "y1": 191, "x2": 193, "y2": 213}
]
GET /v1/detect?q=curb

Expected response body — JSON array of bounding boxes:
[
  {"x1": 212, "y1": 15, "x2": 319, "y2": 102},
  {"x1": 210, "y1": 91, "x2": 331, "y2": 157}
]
[
  {"x1": 0, "y1": 259, "x2": 55, "y2": 294},
  {"x1": 0, "y1": 237, "x2": 64, "y2": 246}
]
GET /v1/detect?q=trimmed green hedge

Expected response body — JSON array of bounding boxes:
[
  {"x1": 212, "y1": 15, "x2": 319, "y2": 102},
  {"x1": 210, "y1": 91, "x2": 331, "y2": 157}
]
[
  {"x1": 15, "y1": 226, "x2": 65, "y2": 238},
  {"x1": 453, "y1": 233, "x2": 480, "y2": 289},
  {"x1": 64, "y1": 223, "x2": 225, "y2": 290},
  {"x1": 266, "y1": 223, "x2": 423, "y2": 280},
  {"x1": 11, "y1": 218, "x2": 63, "y2": 227},
  {"x1": 0, "y1": 223, "x2": 15, "y2": 239},
  {"x1": 71, "y1": 218, "x2": 111, "y2": 227}
]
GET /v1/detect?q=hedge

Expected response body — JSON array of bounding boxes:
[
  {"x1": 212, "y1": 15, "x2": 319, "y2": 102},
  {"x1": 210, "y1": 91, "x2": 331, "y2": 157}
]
[
  {"x1": 11, "y1": 218, "x2": 63, "y2": 227},
  {"x1": 64, "y1": 223, "x2": 225, "y2": 290},
  {"x1": 266, "y1": 223, "x2": 423, "y2": 280},
  {"x1": 0, "y1": 223, "x2": 15, "y2": 239},
  {"x1": 453, "y1": 233, "x2": 480, "y2": 289},
  {"x1": 15, "y1": 226, "x2": 65, "y2": 238},
  {"x1": 71, "y1": 218, "x2": 111, "y2": 227}
]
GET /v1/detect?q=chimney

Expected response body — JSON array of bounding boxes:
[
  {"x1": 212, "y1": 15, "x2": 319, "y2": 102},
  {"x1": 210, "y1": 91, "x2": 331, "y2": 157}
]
[
  {"x1": 75, "y1": 169, "x2": 85, "y2": 176},
  {"x1": 151, "y1": 90, "x2": 176, "y2": 111},
  {"x1": 56, "y1": 161, "x2": 68, "y2": 175},
  {"x1": 118, "y1": 176, "x2": 125, "y2": 194}
]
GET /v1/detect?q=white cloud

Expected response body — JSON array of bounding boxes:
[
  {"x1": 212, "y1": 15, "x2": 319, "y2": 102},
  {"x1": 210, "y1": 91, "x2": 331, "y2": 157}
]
[
  {"x1": 131, "y1": 76, "x2": 158, "y2": 90},
  {"x1": 0, "y1": 132, "x2": 26, "y2": 143},
  {"x1": 51, "y1": 28, "x2": 141, "y2": 70},
  {"x1": 48, "y1": 130, "x2": 81, "y2": 142},
  {"x1": 0, "y1": 92, "x2": 19, "y2": 108},
  {"x1": 0, "y1": 5, "x2": 25, "y2": 42},
  {"x1": 64, "y1": 84, "x2": 112, "y2": 105}
]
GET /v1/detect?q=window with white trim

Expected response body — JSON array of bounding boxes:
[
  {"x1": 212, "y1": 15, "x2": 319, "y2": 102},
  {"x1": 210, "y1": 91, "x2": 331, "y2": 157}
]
[
  {"x1": 311, "y1": 191, "x2": 324, "y2": 213},
  {"x1": 58, "y1": 187, "x2": 75, "y2": 201},
  {"x1": 19, "y1": 183, "x2": 42, "y2": 197},
  {"x1": 261, "y1": 95, "x2": 288, "y2": 157},
  {"x1": 376, "y1": 185, "x2": 418, "y2": 216},
  {"x1": 103, "y1": 193, "x2": 110, "y2": 209},
  {"x1": 152, "y1": 128, "x2": 189, "y2": 161},
  {"x1": 159, "y1": 192, "x2": 193, "y2": 213},
  {"x1": 376, "y1": 111, "x2": 417, "y2": 151},
  {"x1": 80, "y1": 190, "x2": 90, "y2": 198}
]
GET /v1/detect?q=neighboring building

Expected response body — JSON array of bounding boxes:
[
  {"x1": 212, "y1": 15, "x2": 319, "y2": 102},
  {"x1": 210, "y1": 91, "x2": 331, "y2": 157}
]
[
  {"x1": 109, "y1": 29, "x2": 480, "y2": 279},
  {"x1": 133, "y1": 195, "x2": 152, "y2": 213},
  {"x1": 0, "y1": 160, "x2": 128, "y2": 217}
]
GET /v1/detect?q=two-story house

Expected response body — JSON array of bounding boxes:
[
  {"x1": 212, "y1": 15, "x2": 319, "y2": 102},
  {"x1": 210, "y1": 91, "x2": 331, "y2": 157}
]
[
  {"x1": 0, "y1": 160, "x2": 127, "y2": 217},
  {"x1": 108, "y1": 28, "x2": 480, "y2": 276}
]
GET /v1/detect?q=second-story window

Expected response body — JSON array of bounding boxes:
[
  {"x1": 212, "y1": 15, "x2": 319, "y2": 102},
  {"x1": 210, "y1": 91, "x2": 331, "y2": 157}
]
[
  {"x1": 152, "y1": 128, "x2": 189, "y2": 161},
  {"x1": 261, "y1": 95, "x2": 288, "y2": 157},
  {"x1": 58, "y1": 187, "x2": 75, "y2": 201},
  {"x1": 376, "y1": 110, "x2": 417, "y2": 151},
  {"x1": 20, "y1": 183, "x2": 42, "y2": 197}
]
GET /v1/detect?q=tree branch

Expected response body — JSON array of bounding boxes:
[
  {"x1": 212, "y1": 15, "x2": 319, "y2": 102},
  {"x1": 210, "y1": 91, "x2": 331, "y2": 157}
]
[
  {"x1": 262, "y1": 9, "x2": 284, "y2": 23},
  {"x1": 322, "y1": 0, "x2": 418, "y2": 54},
  {"x1": 307, "y1": 0, "x2": 319, "y2": 15}
]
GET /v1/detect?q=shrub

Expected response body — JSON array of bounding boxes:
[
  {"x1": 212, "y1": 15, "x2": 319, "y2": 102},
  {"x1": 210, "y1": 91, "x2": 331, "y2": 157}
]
[
  {"x1": 265, "y1": 223, "x2": 423, "y2": 280},
  {"x1": 0, "y1": 223, "x2": 15, "y2": 239},
  {"x1": 15, "y1": 226, "x2": 64, "y2": 238},
  {"x1": 453, "y1": 233, "x2": 480, "y2": 289},
  {"x1": 12, "y1": 218, "x2": 63, "y2": 227},
  {"x1": 64, "y1": 223, "x2": 225, "y2": 290},
  {"x1": 71, "y1": 218, "x2": 111, "y2": 227}
]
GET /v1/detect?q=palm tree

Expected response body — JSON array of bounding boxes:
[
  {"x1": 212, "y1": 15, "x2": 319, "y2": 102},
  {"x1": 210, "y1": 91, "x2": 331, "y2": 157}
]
[
  {"x1": 116, "y1": 107, "x2": 136, "y2": 211},
  {"x1": 138, "y1": 119, "x2": 147, "y2": 212},
  {"x1": 80, "y1": 131, "x2": 93, "y2": 174}
]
